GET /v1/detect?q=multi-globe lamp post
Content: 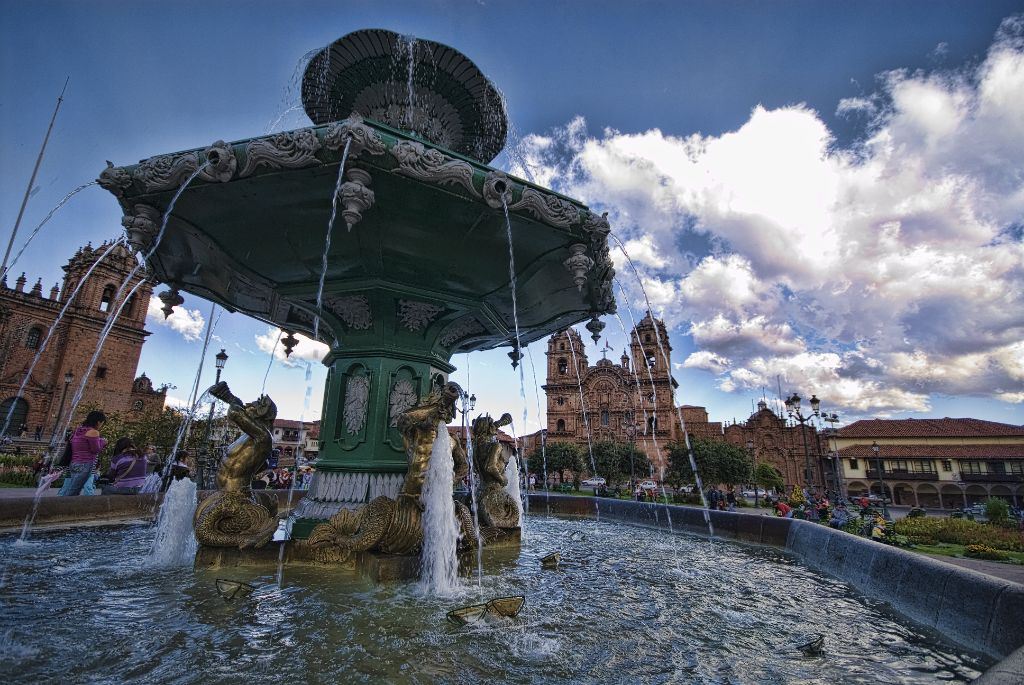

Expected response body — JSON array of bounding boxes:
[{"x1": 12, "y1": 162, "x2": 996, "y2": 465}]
[
  {"x1": 49, "y1": 370, "x2": 74, "y2": 445},
  {"x1": 784, "y1": 392, "x2": 820, "y2": 495},
  {"x1": 197, "y1": 348, "x2": 228, "y2": 489},
  {"x1": 746, "y1": 438, "x2": 759, "y2": 508}
]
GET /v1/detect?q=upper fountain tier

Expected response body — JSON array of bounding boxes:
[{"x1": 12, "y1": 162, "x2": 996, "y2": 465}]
[{"x1": 302, "y1": 29, "x2": 508, "y2": 164}]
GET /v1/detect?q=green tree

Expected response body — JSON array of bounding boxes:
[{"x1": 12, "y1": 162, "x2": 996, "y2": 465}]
[
  {"x1": 527, "y1": 440, "x2": 584, "y2": 487},
  {"x1": 984, "y1": 497, "x2": 1009, "y2": 523},
  {"x1": 752, "y1": 462, "x2": 785, "y2": 494},
  {"x1": 664, "y1": 438, "x2": 752, "y2": 488},
  {"x1": 95, "y1": 405, "x2": 213, "y2": 469},
  {"x1": 590, "y1": 440, "x2": 642, "y2": 487}
]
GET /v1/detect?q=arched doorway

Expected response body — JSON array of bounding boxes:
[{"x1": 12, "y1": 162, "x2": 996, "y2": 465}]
[
  {"x1": 0, "y1": 397, "x2": 29, "y2": 436},
  {"x1": 916, "y1": 483, "x2": 940, "y2": 508},
  {"x1": 940, "y1": 484, "x2": 964, "y2": 509},
  {"x1": 964, "y1": 485, "x2": 987, "y2": 508},
  {"x1": 892, "y1": 482, "x2": 915, "y2": 506}
]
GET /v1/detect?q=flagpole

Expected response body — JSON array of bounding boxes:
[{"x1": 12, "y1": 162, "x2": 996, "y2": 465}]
[{"x1": 1, "y1": 77, "x2": 70, "y2": 280}]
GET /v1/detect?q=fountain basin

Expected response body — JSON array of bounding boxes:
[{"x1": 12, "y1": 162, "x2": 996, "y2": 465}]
[
  {"x1": 531, "y1": 494, "x2": 1024, "y2": 666},
  {"x1": 1, "y1": 517, "x2": 993, "y2": 683}
]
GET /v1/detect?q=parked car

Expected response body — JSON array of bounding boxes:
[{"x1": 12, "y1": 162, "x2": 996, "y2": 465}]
[
  {"x1": 581, "y1": 477, "x2": 606, "y2": 487},
  {"x1": 638, "y1": 480, "x2": 658, "y2": 491}
]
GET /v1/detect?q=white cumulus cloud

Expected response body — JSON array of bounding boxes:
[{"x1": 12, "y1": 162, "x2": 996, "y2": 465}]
[
  {"x1": 515, "y1": 16, "x2": 1024, "y2": 418},
  {"x1": 146, "y1": 296, "x2": 205, "y2": 341}
]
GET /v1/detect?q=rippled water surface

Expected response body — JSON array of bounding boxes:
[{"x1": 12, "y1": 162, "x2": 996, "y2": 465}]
[{"x1": 0, "y1": 517, "x2": 990, "y2": 684}]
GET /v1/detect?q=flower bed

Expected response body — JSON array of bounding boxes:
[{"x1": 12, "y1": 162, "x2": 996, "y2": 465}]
[{"x1": 894, "y1": 516, "x2": 1024, "y2": 552}]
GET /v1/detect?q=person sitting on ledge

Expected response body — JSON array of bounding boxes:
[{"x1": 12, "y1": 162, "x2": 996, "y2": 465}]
[{"x1": 102, "y1": 437, "x2": 147, "y2": 495}]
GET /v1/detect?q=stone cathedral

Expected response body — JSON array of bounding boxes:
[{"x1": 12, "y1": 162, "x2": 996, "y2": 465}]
[{"x1": 540, "y1": 313, "x2": 722, "y2": 473}]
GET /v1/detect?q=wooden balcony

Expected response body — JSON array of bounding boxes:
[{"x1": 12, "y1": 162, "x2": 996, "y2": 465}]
[
  {"x1": 956, "y1": 472, "x2": 1024, "y2": 483},
  {"x1": 866, "y1": 469, "x2": 936, "y2": 481}
]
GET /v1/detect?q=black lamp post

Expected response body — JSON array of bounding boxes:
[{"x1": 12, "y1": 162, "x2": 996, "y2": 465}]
[
  {"x1": 872, "y1": 440, "x2": 889, "y2": 519},
  {"x1": 784, "y1": 392, "x2": 820, "y2": 495},
  {"x1": 622, "y1": 413, "x2": 639, "y2": 489},
  {"x1": 198, "y1": 349, "x2": 228, "y2": 488},
  {"x1": 746, "y1": 438, "x2": 759, "y2": 508},
  {"x1": 50, "y1": 370, "x2": 74, "y2": 445},
  {"x1": 820, "y1": 411, "x2": 841, "y2": 499}
]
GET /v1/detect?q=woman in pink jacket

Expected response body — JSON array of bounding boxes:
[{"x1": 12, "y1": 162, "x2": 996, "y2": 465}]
[{"x1": 59, "y1": 410, "x2": 107, "y2": 496}]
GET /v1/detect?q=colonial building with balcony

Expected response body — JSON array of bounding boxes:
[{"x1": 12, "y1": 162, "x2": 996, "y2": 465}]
[{"x1": 834, "y1": 417, "x2": 1024, "y2": 509}]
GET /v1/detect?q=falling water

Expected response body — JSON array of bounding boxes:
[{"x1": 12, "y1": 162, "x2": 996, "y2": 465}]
[
  {"x1": 610, "y1": 234, "x2": 713, "y2": 535},
  {"x1": 147, "y1": 477, "x2": 198, "y2": 567},
  {"x1": 313, "y1": 135, "x2": 352, "y2": 341},
  {"x1": 155, "y1": 304, "x2": 220, "y2": 490},
  {"x1": 1, "y1": 180, "x2": 98, "y2": 281},
  {"x1": 52, "y1": 160, "x2": 210, "y2": 441},
  {"x1": 0, "y1": 238, "x2": 126, "y2": 438},
  {"x1": 500, "y1": 198, "x2": 528, "y2": 430},
  {"x1": 419, "y1": 421, "x2": 460, "y2": 596},
  {"x1": 460, "y1": 395, "x2": 485, "y2": 590},
  {"x1": 264, "y1": 47, "x2": 320, "y2": 134},
  {"x1": 401, "y1": 35, "x2": 417, "y2": 130},
  {"x1": 525, "y1": 348, "x2": 550, "y2": 503},
  {"x1": 503, "y1": 451, "x2": 524, "y2": 536},
  {"x1": 276, "y1": 361, "x2": 315, "y2": 587},
  {"x1": 17, "y1": 472, "x2": 62, "y2": 542},
  {"x1": 261, "y1": 330, "x2": 283, "y2": 393}
]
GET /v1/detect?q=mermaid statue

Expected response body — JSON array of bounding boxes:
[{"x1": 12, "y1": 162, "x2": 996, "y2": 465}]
[{"x1": 192, "y1": 382, "x2": 279, "y2": 549}]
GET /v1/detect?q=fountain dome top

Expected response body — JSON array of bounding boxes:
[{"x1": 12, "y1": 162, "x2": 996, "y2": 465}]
[{"x1": 301, "y1": 29, "x2": 508, "y2": 164}]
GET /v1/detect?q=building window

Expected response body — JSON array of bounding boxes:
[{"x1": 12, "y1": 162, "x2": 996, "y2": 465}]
[
  {"x1": 99, "y1": 284, "x2": 116, "y2": 312},
  {"x1": 644, "y1": 334, "x2": 651, "y2": 343},
  {"x1": 1009, "y1": 462, "x2": 1024, "y2": 476},
  {"x1": 848, "y1": 458, "x2": 858, "y2": 470},
  {"x1": 600, "y1": 411, "x2": 609, "y2": 426},
  {"x1": 556, "y1": 419, "x2": 566, "y2": 432},
  {"x1": 25, "y1": 327, "x2": 42, "y2": 349},
  {"x1": 95, "y1": 366, "x2": 107, "y2": 379},
  {"x1": 124, "y1": 293, "x2": 137, "y2": 318},
  {"x1": 647, "y1": 415, "x2": 657, "y2": 432},
  {"x1": 941, "y1": 460, "x2": 952, "y2": 472},
  {"x1": 557, "y1": 358, "x2": 568, "y2": 375},
  {"x1": 987, "y1": 461, "x2": 1006, "y2": 475},
  {"x1": 959, "y1": 460, "x2": 984, "y2": 475},
  {"x1": 556, "y1": 397, "x2": 565, "y2": 406},
  {"x1": 559, "y1": 343, "x2": 565, "y2": 351}
]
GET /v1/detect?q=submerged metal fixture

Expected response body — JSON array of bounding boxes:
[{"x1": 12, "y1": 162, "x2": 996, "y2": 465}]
[
  {"x1": 797, "y1": 635, "x2": 825, "y2": 657},
  {"x1": 447, "y1": 595, "x2": 526, "y2": 625},
  {"x1": 540, "y1": 551, "x2": 560, "y2": 568},
  {"x1": 215, "y1": 579, "x2": 255, "y2": 602}
]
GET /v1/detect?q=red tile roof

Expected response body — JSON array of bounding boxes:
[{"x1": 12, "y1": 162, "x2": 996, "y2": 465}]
[
  {"x1": 839, "y1": 444, "x2": 1024, "y2": 458},
  {"x1": 838, "y1": 418, "x2": 1024, "y2": 439}
]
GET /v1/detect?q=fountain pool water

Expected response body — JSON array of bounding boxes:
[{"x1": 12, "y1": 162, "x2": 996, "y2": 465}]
[{"x1": 0, "y1": 518, "x2": 990, "y2": 683}]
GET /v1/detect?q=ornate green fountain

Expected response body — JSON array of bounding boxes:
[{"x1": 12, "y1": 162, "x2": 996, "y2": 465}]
[{"x1": 99, "y1": 29, "x2": 614, "y2": 551}]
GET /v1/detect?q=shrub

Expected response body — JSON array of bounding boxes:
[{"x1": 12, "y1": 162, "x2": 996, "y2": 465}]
[
  {"x1": 0, "y1": 453, "x2": 37, "y2": 468},
  {"x1": 894, "y1": 516, "x2": 1024, "y2": 552},
  {"x1": 907, "y1": 508, "x2": 927, "y2": 518},
  {"x1": 984, "y1": 498, "x2": 1010, "y2": 523},
  {"x1": 964, "y1": 544, "x2": 1010, "y2": 561}
]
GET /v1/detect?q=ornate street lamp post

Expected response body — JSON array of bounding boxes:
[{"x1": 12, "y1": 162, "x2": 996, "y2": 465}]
[
  {"x1": 49, "y1": 370, "x2": 74, "y2": 446},
  {"x1": 622, "y1": 413, "x2": 639, "y2": 490},
  {"x1": 198, "y1": 349, "x2": 228, "y2": 489},
  {"x1": 784, "y1": 392, "x2": 820, "y2": 495},
  {"x1": 820, "y1": 411, "x2": 842, "y2": 500},
  {"x1": 872, "y1": 440, "x2": 889, "y2": 519},
  {"x1": 746, "y1": 438, "x2": 759, "y2": 508}
]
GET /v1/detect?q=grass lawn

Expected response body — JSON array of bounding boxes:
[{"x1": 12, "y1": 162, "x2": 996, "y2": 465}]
[{"x1": 913, "y1": 542, "x2": 1024, "y2": 565}]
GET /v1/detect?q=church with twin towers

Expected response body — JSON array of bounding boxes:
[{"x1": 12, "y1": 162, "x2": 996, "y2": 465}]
[{"x1": 536, "y1": 312, "x2": 722, "y2": 472}]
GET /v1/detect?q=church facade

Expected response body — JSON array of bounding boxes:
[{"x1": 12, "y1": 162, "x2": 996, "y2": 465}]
[
  {"x1": 0, "y1": 241, "x2": 166, "y2": 441},
  {"x1": 535, "y1": 313, "x2": 722, "y2": 473}
]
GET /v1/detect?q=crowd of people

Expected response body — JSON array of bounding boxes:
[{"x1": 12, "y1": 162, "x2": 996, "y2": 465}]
[{"x1": 29, "y1": 410, "x2": 313, "y2": 496}]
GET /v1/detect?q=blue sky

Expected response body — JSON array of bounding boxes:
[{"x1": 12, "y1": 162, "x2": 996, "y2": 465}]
[{"x1": 2, "y1": 1, "x2": 1022, "y2": 434}]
